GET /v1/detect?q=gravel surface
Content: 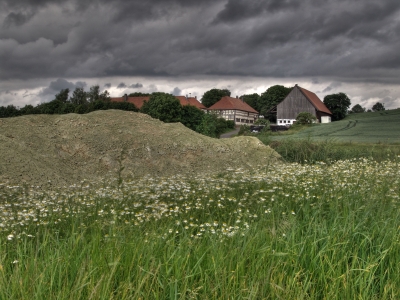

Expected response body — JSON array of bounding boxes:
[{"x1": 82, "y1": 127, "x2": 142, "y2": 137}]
[{"x1": 0, "y1": 110, "x2": 280, "y2": 188}]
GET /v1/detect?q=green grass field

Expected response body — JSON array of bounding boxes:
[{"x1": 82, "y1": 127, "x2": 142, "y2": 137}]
[
  {"x1": 1, "y1": 160, "x2": 400, "y2": 299},
  {"x1": 270, "y1": 109, "x2": 400, "y2": 144}
]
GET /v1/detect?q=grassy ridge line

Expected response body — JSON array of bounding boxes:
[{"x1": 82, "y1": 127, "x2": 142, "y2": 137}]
[
  {"x1": 270, "y1": 108, "x2": 400, "y2": 143},
  {"x1": 1, "y1": 159, "x2": 400, "y2": 299}
]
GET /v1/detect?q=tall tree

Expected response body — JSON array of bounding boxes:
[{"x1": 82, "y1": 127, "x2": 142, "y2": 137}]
[
  {"x1": 240, "y1": 93, "x2": 260, "y2": 111},
  {"x1": 69, "y1": 87, "x2": 87, "y2": 105},
  {"x1": 372, "y1": 102, "x2": 385, "y2": 112},
  {"x1": 323, "y1": 93, "x2": 351, "y2": 121},
  {"x1": 201, "y1": 89, "x2": 231, "y2": 108},
  {"x1": 54, "y1": 88, "x2": 69, "y2": 103},
  {"x1": 99, "y1": 89, "x2": 111, "y2": 102},
  {"x1": 259, "y1": 85, "x2": 292, "y2": 120},
  {"x1": 87, "y1": 85, "x2": 101, "y2": 103},
  {"x1": 140, "y1": 92, "x2": 182, "y2": 123}
]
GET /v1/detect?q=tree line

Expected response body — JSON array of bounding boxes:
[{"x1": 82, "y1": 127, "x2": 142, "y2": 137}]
[
  {"x1": 0, "y1": 86, "x2": 234, "y2": 138},
  {"x1": 349, "y1": 102, "x2": 385, "y2": 114},
  {"x1": 0, "y1": 85, "x2": 138, "y2": 118}
]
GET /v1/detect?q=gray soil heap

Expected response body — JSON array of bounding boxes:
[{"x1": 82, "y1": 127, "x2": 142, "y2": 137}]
[{"x1": 0, "y1": 110, "x2": 280, "y2": 187}]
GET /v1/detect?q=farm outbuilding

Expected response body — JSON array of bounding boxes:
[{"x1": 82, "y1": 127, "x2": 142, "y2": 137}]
[{"x1": 276, "y1": 85, "x2": 332, "y2": 125}]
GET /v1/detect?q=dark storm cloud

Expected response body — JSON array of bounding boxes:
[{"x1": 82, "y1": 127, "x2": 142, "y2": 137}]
[
  {"x1": 214, "y1": 0, "x2": 300, "y2": 23},
  {"x1": 171, "y1": 87, "x2": 182, "y2": 95},
  {"x1": 3, "y1": 12, "x2": 34, "y2": 28},
  {"x1": 39, "y1": 78, "x2": 87, "y2": 97},
  {"x1": 1, "y1": 0, "x2": 400, "y2": 84},
  {"x1": 117, "y1": 82, "x2": 143, "y2": 89},
  {"x1": 104, "y1": 83, "x2": 111, "y2": 88},
  {"x1": 129, "y1": 83, "x2": 143, "y2": 88},
  {"x1": 322, "y1": 82, "x2": 342, "y2": 93}
]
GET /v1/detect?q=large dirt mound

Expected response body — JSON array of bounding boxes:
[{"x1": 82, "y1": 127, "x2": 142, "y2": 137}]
[{"x1": 0, "y1": 110, "x2": 280, "y2": 187}]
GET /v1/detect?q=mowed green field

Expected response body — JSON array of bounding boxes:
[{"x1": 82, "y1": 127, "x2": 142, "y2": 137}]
[{"x1": 271, "y1": 109, "x2": 400, "y2": 143}]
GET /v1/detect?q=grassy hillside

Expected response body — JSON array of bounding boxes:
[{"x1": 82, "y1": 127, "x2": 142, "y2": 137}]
[{"x1": 271, "y1": 108, "x2": 400, "y2": 144}]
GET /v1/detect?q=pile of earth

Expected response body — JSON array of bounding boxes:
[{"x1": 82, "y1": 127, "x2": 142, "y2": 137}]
[{"x1": 0, "y1": 110, "x2": 280, "y2": 188}]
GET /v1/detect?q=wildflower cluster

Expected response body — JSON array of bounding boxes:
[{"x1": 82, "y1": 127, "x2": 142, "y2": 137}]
[{"x1": 1, "y1": 158, "x2": 399, "y2": 242}]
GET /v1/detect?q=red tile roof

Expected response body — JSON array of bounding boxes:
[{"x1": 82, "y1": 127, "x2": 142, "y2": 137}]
[
  {"x1": 111, "y1": 96, "x2": 150, "y2": 109},
  {"x1": 298, "y1": 86, "x2": 332, "y2": 115},
  {"x1": 208, "y1": 96, "x2": 259, "y2": 113},
  {"x1": 175, "y1": 96, "x2": 206, "y2": 109},
  {"x1": 111, "y1": 96, "x2": 205, "y2": 110}
]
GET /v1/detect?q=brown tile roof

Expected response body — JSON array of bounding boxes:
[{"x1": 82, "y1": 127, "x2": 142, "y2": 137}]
[
  {"x1": 111, "y1": 96, "x2": 206, "y2": 110},
  {"x1": 175, "y1": 96, "x2": 206, "y2": 109},
  {"x1": 111, "y1": 96, "x2": 150, "y2": 109},
  {"x1": 208, "y1": 96, "x2": 259, "y2": 113},
  {"x1": 298, "y1": 86, "x2": 332, "y2": 115}
]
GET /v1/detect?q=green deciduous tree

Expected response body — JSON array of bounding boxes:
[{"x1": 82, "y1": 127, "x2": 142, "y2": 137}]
[
  {"x1": 323, "y1": 93, "x2": 351, "y2": 121},
  {"x1": 296, "y1": 112, "x2": 317, "y2": 124},
  {"x1": 69, "y1": 87, "x2": 87, "y2": 106},
  {"x1": 240, "y1": 93, "x2": 260, "y2": 111},
  {"x1": 351, "y1": 104, "x2": 366, "y2": 113},
  {"x1": 140, "y1": 92, "x2": 182, "y2": 123},
  {"x1": 196, "y1": 113, "x2": 218, "y2": 137},
  {"x1": 54, "y1": 88, "x2": 69, "y2": 103},
  {"x1": 259, "y1": 85, "x2": 292, "y2": 120},
  {"x1": 87, "y1": 85, "x2": 101, "y2": 103},
  {"x1": 181, "y1": 105, "x2": 205, "y2": 131},
  {"x1": 128, "y1": 92, "x2": 151, "y2": 97},
  {"x1": 372, "y1": 102, "x2": 385, "y2": 112},
  {"x1": 201, "y1": 89, "x2": 231, "y2": 108}
]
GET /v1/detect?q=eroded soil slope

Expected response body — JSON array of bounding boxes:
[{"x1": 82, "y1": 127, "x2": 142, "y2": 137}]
[{"x1": 0, "y1": 110, "x2": 279, "y2": 187}]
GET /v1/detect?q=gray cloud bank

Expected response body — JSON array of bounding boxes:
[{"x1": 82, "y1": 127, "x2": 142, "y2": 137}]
[{"x1": 1, "y1": 0, "x2": 400, "y2": 83}]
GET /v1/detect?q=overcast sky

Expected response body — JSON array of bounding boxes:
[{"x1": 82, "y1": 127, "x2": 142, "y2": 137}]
[{"x1": 1, "y1": 0, "x2": 400, "y2": 109}]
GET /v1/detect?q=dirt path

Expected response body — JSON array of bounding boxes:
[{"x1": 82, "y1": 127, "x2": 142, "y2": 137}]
[{"x1": 220, "y1": 128, "x2": 240, "y2": 138}]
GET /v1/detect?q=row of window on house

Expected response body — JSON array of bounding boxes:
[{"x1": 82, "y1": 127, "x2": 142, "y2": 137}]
[{"x1": 278, "y1": 119, "x2": 296, "y2": 125}]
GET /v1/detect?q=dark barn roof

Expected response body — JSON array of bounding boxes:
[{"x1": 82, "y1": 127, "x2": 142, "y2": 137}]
[{"x1": 297, "y1": 86, "x2": 332, "y2": 115}]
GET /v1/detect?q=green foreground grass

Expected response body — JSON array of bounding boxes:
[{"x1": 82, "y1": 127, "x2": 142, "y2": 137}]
[{"x1": 1, "y1": 159, "x2": 400, "y2": 299}]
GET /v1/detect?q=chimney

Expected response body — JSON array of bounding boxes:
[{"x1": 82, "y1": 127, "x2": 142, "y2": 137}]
[
  {"x1": 123, "y1": 94, "x2": 128, "y2": 102},
  {"x1": 236, "y1": 95, "x2": 238, "y2": 98},
  {"x1": 195, "y1": 96, "x2": 197, "y2": 100}
]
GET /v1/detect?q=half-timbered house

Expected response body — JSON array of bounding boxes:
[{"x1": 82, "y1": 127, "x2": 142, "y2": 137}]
[{"x1": 207, "y1": 96, "x2": 259, "y2": 125}]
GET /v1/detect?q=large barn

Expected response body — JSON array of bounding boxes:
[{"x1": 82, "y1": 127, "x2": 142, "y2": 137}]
[{"x1": 276, "y1": 85, "x2": 332, "y2": 125}]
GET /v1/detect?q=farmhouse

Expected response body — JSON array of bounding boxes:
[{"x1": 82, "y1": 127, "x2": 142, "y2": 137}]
[
  {"x1": 207, "y1": 96, "x2": 259, "y2": 125},
  {"x1": 111, "y1": 95, "x2": 206, "y2": 110},
  {"x1": 276, "y1": 85, "x2": 332, "y2": 125}
]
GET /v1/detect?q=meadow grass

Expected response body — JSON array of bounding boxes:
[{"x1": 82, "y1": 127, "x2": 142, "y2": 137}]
[
  {"x1": 258, "y1": 134, "x2": 400, "y2": 164},
  {"x1": 1, "y1": 159, "x2": 400, "y2": 299},
  {"x1": 267, "y1": 108, "x2": 400, "y2": 144}
]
